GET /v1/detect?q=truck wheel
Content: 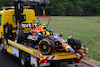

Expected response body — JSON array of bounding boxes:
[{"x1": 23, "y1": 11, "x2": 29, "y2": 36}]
[
  {"x1": 74, "y1": 64, "x2": 84, "y2": 67},
  {"x1": 50, "y1": 62, "x2": 60, "y2": 67},
  {"x1": 20, "y1": 53, "x2": 27, "y2": 67},
  {"x1": 1, "y1": 43, "x2": 6, "y2": 54},
  {"x1": 38, "y1": 38, "x2": 55, "y2": 55},
  {"x1": 59, "y1": 62, "x2": 68, "y2": 67},
  {"x1": 67, "y1": 63, "x2": 84, "y2": 67},
  {"x1": 1, "y1": 39, "x2": 7, "y2": 54}
]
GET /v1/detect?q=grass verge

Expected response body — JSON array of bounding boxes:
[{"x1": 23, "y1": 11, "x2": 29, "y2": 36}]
[{"x1": 36, "y1": 16, "x2": 100, "y2": 61}]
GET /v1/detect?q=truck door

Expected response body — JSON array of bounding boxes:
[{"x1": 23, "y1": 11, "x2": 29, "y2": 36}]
[{"x1": 0, "y1": 15, "x2": 3, "y2": 38}]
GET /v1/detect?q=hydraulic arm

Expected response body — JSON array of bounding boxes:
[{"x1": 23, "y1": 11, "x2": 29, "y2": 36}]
[{"x1": 13, "y1": 0, "x2": 50, "y2": 29}]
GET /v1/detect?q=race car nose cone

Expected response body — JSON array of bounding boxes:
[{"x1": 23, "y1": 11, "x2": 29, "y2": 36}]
[{"x1": 68, "y1": 48, "x2": 75, "y2": 53}]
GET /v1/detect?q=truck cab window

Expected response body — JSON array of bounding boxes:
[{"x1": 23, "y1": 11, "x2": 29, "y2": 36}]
[
  {"x1": 13, "y1": 15, "x2": 16, "y2": 22},
  {"x1": 0, "y1": 15, "x2": 2, "y2": 25},
  {"x1": 13, "y1": 15, "x2": 26, "y2": 22},
  {"x1": 21, "y1": 15, "x2": 26, "y2": 22}
]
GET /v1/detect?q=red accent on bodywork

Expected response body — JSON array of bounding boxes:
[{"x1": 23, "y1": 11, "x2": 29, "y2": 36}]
[
  {"x1": 85, "y1": 52, "x2": 88, "y2": 55},
  {"x1": 51, "y1": 56, "x2": 56, "y2": 59},
  {"x1": 54, "y1": 38, "x2": 63, "y2": 41},
  {"x1": 39, "y1": 60, "x2": 48, "y2": 63},
  {"x1": 44, "y1": 60, "x2": 47, "y2": 63},
  {"x1": 57, "y1": 54, "x2": 75, "y2": 56},
  {"x1": 77, "y1": 57, "x2": 81, "y2": 59},
  {"x1": 32, "y1": 32, "x2": 36, "y2": 35},
  {"x1": 38, "y1": 16, "x2": 51, "y2": 18},
  {"x1": 76, "y1": 50, "x2": 85, "y2": 59},
  {"x1": 19, "y1": 49, "x2": 21, "y2": 51},
  {"x1": 40, "y1": 57, "x2": 43, "y2": 58},
  {"x1": 53, "y1": 50, "x2": 57, "y2": 52},
  {"x1": 54, "y1": 39, "x2": 57, "y2": 41},
  {"x1": 79, "y1": 52, "x2": 84, "y2": 58},
  {"x1": 45, "y1": 57, "x2": 49, "y2": 60},
  {"x1": 62, "y1": 46, "x2": 66, "y2": 49},
  {"x1": 35, "y1": 25, "x2": 42, "y2": 31}
]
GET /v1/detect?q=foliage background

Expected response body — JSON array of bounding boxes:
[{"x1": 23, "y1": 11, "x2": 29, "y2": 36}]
[{"x1": 0, "y1": 0, "x2": 100, "y2": 16}]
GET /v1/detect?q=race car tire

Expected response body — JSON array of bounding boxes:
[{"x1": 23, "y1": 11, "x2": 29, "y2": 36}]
[
  {"x1": 67, "y1": 36, "x2": 81, "y2": 50},
  {"x1": 75, "y1": 39, "x2": 81, "y2": 50},
  {"x1": 16, "y1": 29, "x2": 26, "y2": 43},
  {"x1": 38, "y1": 38, "x2": 55, "y2": 55}
]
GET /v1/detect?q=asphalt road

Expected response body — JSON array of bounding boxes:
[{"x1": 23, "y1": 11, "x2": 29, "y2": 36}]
[{"x1": 0, "y1": 46, "x2": 21, "y2": 67}]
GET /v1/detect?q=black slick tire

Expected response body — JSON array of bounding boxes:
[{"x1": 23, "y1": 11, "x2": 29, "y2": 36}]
[{"x1": 38, "y1": 38, "x2": 55, "y2": 55}]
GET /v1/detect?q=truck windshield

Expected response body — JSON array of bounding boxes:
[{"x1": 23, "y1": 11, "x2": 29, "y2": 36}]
[
  {"x1": 0, "y1": 15, "x2": 2, "y2": 25},
  {"x1": 13, "y1": 15, "x2": 26, "y2": 22}
]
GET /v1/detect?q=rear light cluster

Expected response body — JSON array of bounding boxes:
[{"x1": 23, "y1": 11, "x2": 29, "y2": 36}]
[{"x1": 39, "y1": 60, "x2": 47, "y2": 63}]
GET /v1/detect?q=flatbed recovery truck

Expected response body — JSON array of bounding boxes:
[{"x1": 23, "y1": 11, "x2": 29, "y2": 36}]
[
  {"x1": 0, "y1": 0, "x2": 89, "y2": 67},
  {"x1": 1, "y1": 39, "x2": 88, "y2": 67}
]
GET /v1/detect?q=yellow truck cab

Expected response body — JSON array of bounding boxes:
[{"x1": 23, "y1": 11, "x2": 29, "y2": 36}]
[{"x1": 0, "y1": 8, "x2": 35, "y2": 38}]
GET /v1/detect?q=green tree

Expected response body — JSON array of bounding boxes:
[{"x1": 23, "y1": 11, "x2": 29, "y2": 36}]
[
  {"x1": 3, "y1": 0, "x2": 13, "y2": 6},
  {"x1": 0, "y1": 0, "x2": 100, "y2": 16},
  {"x1": 0, "y1": 0, "x2": 3, "y2": 10}
]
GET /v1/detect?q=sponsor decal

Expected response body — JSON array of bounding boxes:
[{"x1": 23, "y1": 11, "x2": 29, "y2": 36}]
[
  {"x1": 22, "y1": 23, "x2": 32, "y2": 28},
  {"x1": 33, "y1": 51, "x2": 40, "y2": 57}
]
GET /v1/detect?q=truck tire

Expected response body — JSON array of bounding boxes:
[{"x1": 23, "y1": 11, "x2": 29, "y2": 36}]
[
  {"x1": 20, "y1": 52, "x2": 27, "y2": 67},
  {"x1": 75, "y1": 65, "x2": 83, "y2": 67},
  {"x1": 1, "y1": 38, "x2": 7, "y2": 54},
  {"x1": 38, "y1": 38, "x2": 55, "y2": 55},
  {"x1": 67, "y1": 64, "x2": 84, "y2": 67},
  {"x1": 20, "y1": 52, "x2": 31, "y2": 67},
  {"x1": 1, "y1": 43, "x2": 6, "y2": 54},
  {"x1": 59, "y1": 62, "x2": 68, "y2": 67},
  {"x1": 0, "y1": 39, "x2": 2, "y2": 44},
  {"x1": 50, "y1": 62, "x2": 68, "y2": 67}
]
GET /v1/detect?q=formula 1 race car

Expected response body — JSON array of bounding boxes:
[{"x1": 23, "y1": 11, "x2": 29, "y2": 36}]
[{"x1": 16, "y1": 16, "x2": 81, "y2": 55}]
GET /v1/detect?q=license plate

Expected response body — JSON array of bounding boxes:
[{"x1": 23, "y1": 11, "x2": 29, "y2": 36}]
[{"x1": 40, "y1": 63, "x2": 50, "y2": 67}]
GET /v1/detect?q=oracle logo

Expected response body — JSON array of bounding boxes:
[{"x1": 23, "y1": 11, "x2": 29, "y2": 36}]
[{"x1": 22, "y1": 23, "x2": 32, "y2": 28}]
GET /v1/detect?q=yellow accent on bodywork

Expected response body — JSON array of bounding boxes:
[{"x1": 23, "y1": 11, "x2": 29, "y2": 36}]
[
  {"x1": 67, "y1": 46, "x2": 71, "y2": 48},
  {"x1": 80, "y1": 46, "x2": 89, "y2": 53},
  {"x1": 65, "y1": 46, "x2": 71, "y2": 51},
  {"x1": 8, "y1": 40, "x2": 41, "y2": 58},
  {"x1": 62, "y1": 44, "x2": 71, "y2": 51},
  {"x1": 45, "y1": 31, "x2": 50, "y2": 35},
  {"x1": 7, "y1": 45, "x2": 12, "y2": 54}
]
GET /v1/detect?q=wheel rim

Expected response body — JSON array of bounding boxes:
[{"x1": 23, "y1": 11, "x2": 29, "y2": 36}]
[
  {"x1": 38, "y1": 39, "x2": 55, "y2": 55},
  {"x1": 21, "y1": 55, "x2": 25, "y2": 65},
  {"x1": 39, "y1": 41, "x2": 50, "y2": 53},
  {"x1": 43, "y1": 44, "x2": 47, "y2": 49}
]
